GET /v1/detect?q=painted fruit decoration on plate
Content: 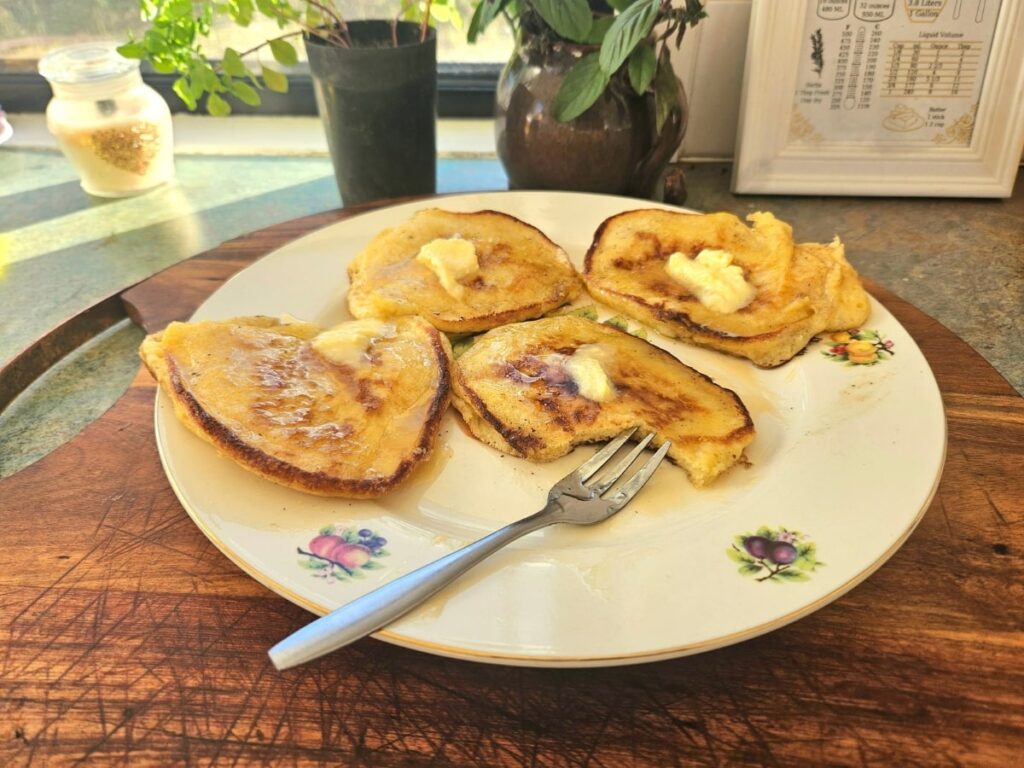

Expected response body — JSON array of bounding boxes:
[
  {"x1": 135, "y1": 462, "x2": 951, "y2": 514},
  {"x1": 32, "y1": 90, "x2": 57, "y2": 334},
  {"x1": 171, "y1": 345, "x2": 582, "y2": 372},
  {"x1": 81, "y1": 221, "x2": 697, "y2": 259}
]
[
  {"x1": 727, "y1": 526, "x2": 824, "y2": 583},
  {"x1": 299, "y1": 526, "x2": 390, "y2": 583}
]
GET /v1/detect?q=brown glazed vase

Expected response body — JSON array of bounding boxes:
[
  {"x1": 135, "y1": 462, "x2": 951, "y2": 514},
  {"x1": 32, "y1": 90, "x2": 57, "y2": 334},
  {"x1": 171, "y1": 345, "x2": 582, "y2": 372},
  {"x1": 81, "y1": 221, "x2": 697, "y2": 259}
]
[{"x1": 495, "y1": 32, "x2": 687, "y2": 199}]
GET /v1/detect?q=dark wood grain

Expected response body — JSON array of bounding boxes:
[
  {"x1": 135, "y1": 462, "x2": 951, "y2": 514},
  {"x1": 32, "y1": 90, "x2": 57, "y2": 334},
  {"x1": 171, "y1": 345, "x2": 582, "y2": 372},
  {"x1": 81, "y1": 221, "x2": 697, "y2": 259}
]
[{"x1": 2, "y1": 204, "x2": 1022, "y2": 767}]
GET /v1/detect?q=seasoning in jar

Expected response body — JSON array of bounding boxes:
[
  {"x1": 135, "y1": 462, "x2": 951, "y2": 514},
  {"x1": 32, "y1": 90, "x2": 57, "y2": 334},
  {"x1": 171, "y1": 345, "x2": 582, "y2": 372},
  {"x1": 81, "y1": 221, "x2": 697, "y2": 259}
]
[{"x1": 38, "y1": 43, "x2": 175, "y2": 197}]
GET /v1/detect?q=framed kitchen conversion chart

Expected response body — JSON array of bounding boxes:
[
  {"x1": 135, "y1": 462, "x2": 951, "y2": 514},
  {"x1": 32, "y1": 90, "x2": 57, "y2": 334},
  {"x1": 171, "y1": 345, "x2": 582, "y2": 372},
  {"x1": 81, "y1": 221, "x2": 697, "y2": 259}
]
[{"x1": 733, "y1": 0, "x2": 1024, "y2": 197}]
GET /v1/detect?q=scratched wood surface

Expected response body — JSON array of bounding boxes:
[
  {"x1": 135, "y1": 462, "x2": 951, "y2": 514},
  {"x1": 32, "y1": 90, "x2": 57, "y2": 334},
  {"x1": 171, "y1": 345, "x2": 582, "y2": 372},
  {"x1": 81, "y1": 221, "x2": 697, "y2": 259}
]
[{"x1": 2, "y1": 205, "x2": 1023, "y2": 767}]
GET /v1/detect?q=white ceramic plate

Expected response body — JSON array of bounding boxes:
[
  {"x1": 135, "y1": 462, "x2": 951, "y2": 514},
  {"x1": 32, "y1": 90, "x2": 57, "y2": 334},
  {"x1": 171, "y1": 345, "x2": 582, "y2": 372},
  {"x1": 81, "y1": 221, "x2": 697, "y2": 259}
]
[{"x1": 154, "y1": 191, "x2": 946, "y2": 667}]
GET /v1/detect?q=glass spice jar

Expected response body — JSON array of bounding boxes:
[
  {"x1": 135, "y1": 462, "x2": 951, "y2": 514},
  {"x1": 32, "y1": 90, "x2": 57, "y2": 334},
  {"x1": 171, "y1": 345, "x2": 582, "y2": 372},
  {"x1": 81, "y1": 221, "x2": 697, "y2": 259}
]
[{"x1": 38, "y1": 43, "x2": 175, "y2": 197}]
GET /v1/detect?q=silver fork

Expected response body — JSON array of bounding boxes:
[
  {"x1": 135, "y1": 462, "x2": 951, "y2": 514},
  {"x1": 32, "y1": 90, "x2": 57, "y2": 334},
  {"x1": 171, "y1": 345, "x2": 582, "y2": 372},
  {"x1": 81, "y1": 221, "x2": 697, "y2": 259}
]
[{"x1": 268, "y1": 428, "x2": 671, "y2": 670}]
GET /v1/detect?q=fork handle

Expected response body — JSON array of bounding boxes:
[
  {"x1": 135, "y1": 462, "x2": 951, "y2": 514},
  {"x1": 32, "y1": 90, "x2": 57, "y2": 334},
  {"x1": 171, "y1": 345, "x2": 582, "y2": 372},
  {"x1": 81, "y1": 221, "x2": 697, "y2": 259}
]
[{"x1": 268, "y1": 502, "x2": 561, "y2": 670}]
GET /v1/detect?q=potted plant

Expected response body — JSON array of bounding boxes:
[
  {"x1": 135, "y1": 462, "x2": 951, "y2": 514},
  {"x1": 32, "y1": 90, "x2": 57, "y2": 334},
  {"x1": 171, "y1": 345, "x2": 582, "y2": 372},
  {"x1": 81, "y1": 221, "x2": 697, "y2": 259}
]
[
  {"x1": 467, "y1": 0, "x2": 705, "y2": 199},
  {"x1": 119, "y1": 1, "x2": 462, "y2": 205}
]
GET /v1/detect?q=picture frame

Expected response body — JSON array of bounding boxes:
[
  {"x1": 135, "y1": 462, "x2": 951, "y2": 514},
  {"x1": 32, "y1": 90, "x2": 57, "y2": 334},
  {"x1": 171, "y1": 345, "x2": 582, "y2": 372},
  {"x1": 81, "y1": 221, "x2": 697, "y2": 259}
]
[{"x1": 732, "y1": 0, "x2": 1024, "y2": 197}]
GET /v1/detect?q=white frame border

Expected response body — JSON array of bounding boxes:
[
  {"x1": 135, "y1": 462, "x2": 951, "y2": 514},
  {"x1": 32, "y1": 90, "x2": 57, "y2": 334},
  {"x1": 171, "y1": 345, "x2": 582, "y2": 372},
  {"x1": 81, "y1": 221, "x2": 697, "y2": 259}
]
[{"x1": 732, "y1": 0, "x2": 1024, "y2": 197}]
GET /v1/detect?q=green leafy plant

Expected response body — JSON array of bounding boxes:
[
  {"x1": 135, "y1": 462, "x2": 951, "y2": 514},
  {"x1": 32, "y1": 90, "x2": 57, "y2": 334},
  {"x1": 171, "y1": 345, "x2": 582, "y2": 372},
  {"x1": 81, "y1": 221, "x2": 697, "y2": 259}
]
[
  {"x1": 467, "y1": 0, "x2": 705, "y2": 125},
  {"x1": 118, "y1": 1, "x2": 463, "y2": 115}
]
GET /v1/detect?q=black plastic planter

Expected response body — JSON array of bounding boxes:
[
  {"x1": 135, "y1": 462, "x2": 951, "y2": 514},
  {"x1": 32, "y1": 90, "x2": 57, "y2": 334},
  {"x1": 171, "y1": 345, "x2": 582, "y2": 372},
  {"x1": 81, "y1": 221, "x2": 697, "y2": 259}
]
[{"x1": 305, "y1": 21, "x2": 437, "y2": 206}]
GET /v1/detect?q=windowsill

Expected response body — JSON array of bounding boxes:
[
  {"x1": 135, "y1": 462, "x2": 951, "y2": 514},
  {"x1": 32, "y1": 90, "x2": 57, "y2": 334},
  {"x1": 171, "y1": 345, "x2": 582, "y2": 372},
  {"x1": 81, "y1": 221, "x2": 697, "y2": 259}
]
[{"x1": 3, "y1": 113, "x2": 498, "y2": 158}]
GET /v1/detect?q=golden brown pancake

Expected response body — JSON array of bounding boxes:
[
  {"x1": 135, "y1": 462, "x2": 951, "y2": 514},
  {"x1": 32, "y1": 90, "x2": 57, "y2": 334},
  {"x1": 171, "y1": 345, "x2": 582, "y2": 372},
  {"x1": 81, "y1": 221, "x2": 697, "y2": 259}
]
[
  {"x1": 583, "y1": 210, "x2": 870, "y2": 367},
  {"x1": 347, "y1": 208, "x2": 582, "y2": 333},
  {"x1": 141, "y1": 315, "x2": 451, "y2": 498},
  {"x1": 452, "y1": 315, "x2": 754, "y2": 487}
]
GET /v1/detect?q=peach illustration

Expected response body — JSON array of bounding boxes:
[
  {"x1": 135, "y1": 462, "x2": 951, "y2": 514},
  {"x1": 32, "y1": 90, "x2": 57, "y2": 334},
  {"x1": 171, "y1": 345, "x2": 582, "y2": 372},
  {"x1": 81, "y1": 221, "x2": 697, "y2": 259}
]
[
  {"x1": 328, "y1": 543, "x2": 373, "y2": 570},
  {"x1": 846, "y1": 339, "x2": 877, "y2": 364},
  {"x1": 309, "y1": 534, "x2": 343, "y2": 558}
]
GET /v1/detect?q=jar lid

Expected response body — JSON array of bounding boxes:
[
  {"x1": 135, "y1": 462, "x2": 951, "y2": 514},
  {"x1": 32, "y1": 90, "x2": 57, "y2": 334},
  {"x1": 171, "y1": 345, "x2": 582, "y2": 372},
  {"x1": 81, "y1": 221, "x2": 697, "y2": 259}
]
[{"x1": 38, "y1": 42, "x2": 139, "y2": 85}]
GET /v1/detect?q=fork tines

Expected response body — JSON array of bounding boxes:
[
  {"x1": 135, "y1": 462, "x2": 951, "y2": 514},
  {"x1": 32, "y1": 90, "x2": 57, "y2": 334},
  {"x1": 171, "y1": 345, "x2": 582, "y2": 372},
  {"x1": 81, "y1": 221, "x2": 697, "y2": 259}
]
[{"x1": 554, "y1": 428, "x2": 671, "y2": 507}]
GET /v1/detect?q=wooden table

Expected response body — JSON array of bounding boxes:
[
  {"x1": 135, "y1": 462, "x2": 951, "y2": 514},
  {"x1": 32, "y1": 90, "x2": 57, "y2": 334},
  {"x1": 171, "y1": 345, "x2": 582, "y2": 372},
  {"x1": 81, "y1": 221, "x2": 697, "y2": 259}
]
[{"x1": 2, "y1": 205, "x2": 1022, "y2": 766}]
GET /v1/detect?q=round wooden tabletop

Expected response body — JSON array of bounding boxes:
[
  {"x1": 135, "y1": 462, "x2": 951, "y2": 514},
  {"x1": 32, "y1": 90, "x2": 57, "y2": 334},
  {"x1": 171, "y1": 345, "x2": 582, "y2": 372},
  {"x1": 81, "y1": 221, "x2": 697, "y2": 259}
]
[{"x1": 2, "y1": 204, "x2": 1021, "y2": 766}]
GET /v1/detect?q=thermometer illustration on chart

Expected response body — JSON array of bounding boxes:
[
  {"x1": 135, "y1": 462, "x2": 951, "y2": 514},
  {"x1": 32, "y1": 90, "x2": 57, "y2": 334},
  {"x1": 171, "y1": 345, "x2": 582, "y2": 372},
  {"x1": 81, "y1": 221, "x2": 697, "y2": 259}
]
[{"x1": 952, "y1": 1, "x2": 984, "y2": 23}]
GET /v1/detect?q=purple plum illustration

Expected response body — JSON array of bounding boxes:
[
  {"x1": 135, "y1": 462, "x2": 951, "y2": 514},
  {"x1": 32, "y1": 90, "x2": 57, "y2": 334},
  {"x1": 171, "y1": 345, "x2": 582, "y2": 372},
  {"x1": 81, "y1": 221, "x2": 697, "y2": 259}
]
[{"x1": 728, "y1": 526, "x2": 822, "y2": 583}]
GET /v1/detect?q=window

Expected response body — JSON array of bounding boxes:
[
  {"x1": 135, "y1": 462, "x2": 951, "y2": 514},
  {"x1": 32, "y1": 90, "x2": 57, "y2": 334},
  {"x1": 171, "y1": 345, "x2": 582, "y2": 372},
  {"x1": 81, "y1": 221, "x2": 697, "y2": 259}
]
[{"x1": 0, "y1": 1, "x2": 510, "y2": 115}]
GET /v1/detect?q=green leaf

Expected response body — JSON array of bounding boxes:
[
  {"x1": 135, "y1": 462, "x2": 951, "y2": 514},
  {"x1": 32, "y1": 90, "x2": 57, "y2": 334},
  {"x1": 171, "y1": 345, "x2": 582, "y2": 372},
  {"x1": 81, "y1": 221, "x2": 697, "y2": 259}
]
[
  {"x1": 185, "y1": 66, "x2": 207, "y2": 100},
  {"x1": 726, "y1": 547, "x2": 753, "y2": 564},
  {"x1": 167, "y1": 0, "x2": 192, "y2": 19},
  {"x1": 362, "y1": 561, "x2": 383, "y2": 569},
  {"x1": 449, "y1": 5, "x2": 465, "y2": 32},
  {"x1": 191, "y1": 60, "x2": 220, "y2": 91},
  {"x1": 233, "y1": 0, "x2": 254, "y2": 26},
  {"x1": 608, "y1": 0, "x2": 640, "y2": 10},
  {"x1": 429, "y1": 3, "x2": 464, "y2": 31},
  {"x1": 401, "y1": 2, "x2": 421, "y2": 22},
  {"x1": 755, "y1": 526, "x2": 773, "y2": 539},
  {"x1": 117, "y1": 42, "x2": 146, "y2": 59},
  {"x1": 583, "y1": 16, "x2": 614, "y2": 45},
  {"x1": 467, "y1": 2, "x2": 485, "y2": 42},
  {"x1": 553, "y1": 53, "x2": 609, "y2": 122},
  {"x1": 269, "y1": 38, "x2": 298, "y2": 66},
  {"x1": 143, "y1": 29, "x2": 170, "y2": 54},
  {"x1": 172, "y1": 76, "x2": 197, "y2": 110},
  {"x1": 468, "y1": 0, "x2": 505, "y2": 43},
  {"x1": 254, "y1": 0, "x2": 276, "y2": 18},
  {"x1": 775, "y1": 570, "x2": 810, "y2": 581},
  {"x1": 305, "y1": 7, "x2": 325, "y2": 27},
  {"x1": 628, "y1": 43, "x2": 656, "y2": 95},
  {"x1": 562, "y1": 305, "x2": 599, "y2": 320},
  {"x1": 532, "y1": 0, "x2": 593, "y2": 43},
  {"x1": 222, "y1": 48, "x2": 247, "y2": 78},
  {"x1": 451, "y1": 335, "x2": 477, "y2": 359},
  {"x1": 207, "y1": 91, "x2": 231, "y2": 116},
  {"x1": 262, "y1": 65, "x2": 289, "y2": 93},
  {"x1": 739, "y1": 563, "x2": 763, "y2": 575},
  {"x1": 229, "y1": 80, "x2": 261, "y2": 106},
  {"x1": 599, "y1": 0, "x2": 658, "y2": 75}
]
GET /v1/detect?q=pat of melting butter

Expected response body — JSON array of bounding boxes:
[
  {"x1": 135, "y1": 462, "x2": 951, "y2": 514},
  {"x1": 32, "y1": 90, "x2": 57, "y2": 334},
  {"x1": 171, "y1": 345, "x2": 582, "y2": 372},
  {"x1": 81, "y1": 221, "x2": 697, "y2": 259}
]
[
  {"x1": 416, "y1": 237, "x2": 479, "y2": 299},
  {"x1": 312, "y1": 320, "x2": 395, "y2": 367},
  {"x1": 565, "y1": 345, "x2": 615, "y2": 403},
  {"x1": 666, "y1": 248, "x2": 756, "y2": 314}
]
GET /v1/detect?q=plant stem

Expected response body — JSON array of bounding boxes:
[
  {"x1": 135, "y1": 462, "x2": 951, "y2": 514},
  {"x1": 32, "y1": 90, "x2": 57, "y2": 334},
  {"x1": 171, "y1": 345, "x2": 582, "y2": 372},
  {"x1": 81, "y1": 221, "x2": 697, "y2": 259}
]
[
  {"x1": 756, "y1": 564, "x2": 791, "y2": 582},
  {"x1": 393, "y1": 0, "x2": 416, "y2": 47},
  {"x1": 297, "y1": 547, "x2": 354, "y2": 575},
  {"x1": 306, "y1": 0, "x2": 352, "y2": 47},
  {"x1": 421, "y1": 0, "x2": 434, "y2": 43},
  {"x1": 234, "y1": 30, "x2": 304, "y2": 61}
]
